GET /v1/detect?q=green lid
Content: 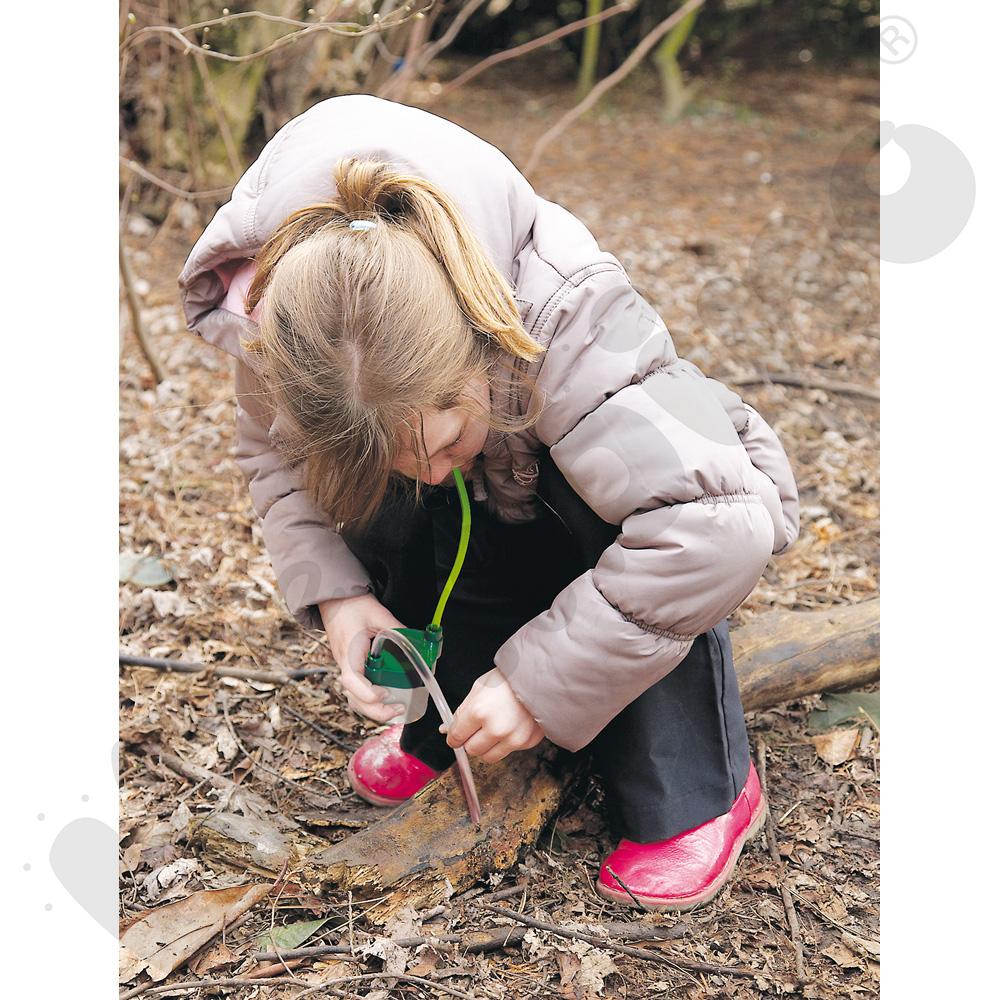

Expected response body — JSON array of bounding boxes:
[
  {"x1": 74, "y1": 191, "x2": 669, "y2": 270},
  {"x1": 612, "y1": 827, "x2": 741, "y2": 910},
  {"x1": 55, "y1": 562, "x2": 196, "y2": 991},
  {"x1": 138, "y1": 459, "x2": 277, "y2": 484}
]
[{"x1": 364, "y1": 625, "x2": 442, "y2": 688}]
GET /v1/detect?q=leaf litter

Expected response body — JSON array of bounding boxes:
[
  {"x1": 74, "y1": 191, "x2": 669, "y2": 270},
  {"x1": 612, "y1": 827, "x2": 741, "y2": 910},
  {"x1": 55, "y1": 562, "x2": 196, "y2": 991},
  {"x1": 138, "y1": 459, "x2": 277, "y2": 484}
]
[{"x1": 120, "y1": 60, "x2": 879, "y2": 999}]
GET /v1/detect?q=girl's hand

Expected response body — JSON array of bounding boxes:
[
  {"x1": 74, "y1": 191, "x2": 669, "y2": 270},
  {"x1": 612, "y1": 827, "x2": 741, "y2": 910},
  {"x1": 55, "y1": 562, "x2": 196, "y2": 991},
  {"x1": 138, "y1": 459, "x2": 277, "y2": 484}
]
[
  {"x1": 442, "y1": 668, "x2": 545, "y2": 763},
  {"x1": 319, "y1": 594, "x2": 406, "y2": 724}
]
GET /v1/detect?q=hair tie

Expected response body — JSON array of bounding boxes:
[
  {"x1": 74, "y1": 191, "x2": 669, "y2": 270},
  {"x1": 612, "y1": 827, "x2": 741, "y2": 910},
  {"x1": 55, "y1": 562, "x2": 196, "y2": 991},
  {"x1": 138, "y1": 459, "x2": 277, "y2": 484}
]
[{"x1": 349, "y1": 219, "x2": 377, "y2": 231}]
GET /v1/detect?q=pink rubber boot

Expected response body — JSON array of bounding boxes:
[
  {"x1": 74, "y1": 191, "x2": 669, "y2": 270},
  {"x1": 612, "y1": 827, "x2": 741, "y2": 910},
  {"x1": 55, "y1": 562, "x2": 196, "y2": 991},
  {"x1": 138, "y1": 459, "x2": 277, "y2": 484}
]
[
  {"x1": 596, "y1": 763, "x2": 767, "y2": 911},
  {"x1": 347, "y1": 724, "x2": 442, "y2": 806}
]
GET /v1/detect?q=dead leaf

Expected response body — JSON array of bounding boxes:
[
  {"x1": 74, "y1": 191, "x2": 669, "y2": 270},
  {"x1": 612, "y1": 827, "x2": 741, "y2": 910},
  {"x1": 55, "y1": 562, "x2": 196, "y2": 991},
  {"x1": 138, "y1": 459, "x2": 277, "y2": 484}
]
[
  {"x1": 169, "y1": 801, "x2": 193, "y2": 833},
  {"x1": 556, "y1": 948, "x2": 582, "y2": 988},
  {"x1": 741, "y1": 864, "x2": 780, "y2": 890},
  {"x1": 120, "y1": 842, "x2": 143, "y2": 875},
  {"x1": 842, "y1": 931, "x2": 880, "y2": 959},
  {"x1": 521, "y1": 927, "x2": 554, "y2": 961},
  {"x1": 119, "y1": 882, "x2": 269, "y2": 983},
  {"x1": 253, "y1": 916, "x2": 329, "y2": 953},
  {"x1": 406, "y1": 949, "x2": 441, "y2": 977},
  {"x1": 188, "y1": 938, "x2": 237, "y2": 976},
  {"x1": 216, "y1": 727, "x2": 239, "y2": 762},
  {"x1": 811, "y1": 727, "x2": 860, "y2": 766},
  {"x1": 756, "y1": 897, "x2": 784, "y2": 922},
  {"x1": 120, "y1": 552, "x2": 174, "y2": 588},
  {"x1": 140, "y1": 858, "x2": 199, "y2": 903},
  {"x1": 383, "y1": 906, "x2": 422, "y2": 942},
  {"x1": 360, "y1": 936, "x2": 408, "y2": 978},
  {"x1": 821, "y1": 941, "x2": 864, "y2": 969},
  {"x1": 577, "y1": 948, "x2": 617, "y2": 992}
]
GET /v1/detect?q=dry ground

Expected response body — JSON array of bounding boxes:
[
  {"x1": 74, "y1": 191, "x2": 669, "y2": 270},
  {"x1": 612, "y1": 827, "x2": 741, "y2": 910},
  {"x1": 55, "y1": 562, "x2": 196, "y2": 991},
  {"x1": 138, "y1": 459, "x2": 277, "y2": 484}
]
[{"x1": 120, "y1": 57, "x2": 879, "y2": 999}]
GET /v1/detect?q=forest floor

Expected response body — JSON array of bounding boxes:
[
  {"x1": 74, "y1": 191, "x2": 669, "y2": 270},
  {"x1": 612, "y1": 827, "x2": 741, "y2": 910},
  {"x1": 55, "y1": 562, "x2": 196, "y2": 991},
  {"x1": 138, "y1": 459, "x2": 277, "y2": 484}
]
[{"x1": 120, "y1": 57, "x2": 879, "y2": 1000}]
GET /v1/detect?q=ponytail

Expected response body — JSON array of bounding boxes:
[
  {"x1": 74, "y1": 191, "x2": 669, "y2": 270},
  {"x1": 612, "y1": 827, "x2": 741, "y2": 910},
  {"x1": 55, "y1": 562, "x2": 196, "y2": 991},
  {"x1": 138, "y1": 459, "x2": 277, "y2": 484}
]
[{"x1": 244, "y1": 157, "x2": 543, "y2": 365}]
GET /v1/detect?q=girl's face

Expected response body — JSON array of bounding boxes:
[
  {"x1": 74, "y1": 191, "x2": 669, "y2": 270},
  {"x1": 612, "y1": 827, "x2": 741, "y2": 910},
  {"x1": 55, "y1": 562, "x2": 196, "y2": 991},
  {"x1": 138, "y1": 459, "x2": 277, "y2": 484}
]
[{"x1": 392, "y1": 376, "x2": 491, "y2": 486}]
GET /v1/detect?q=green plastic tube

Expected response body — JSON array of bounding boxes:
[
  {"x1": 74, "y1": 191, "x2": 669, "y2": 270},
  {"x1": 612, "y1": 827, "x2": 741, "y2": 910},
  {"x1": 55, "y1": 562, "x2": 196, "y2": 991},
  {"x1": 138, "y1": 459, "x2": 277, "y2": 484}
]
[{"x1": 431, "y1": 466, "x2": 471, "y2": 628}]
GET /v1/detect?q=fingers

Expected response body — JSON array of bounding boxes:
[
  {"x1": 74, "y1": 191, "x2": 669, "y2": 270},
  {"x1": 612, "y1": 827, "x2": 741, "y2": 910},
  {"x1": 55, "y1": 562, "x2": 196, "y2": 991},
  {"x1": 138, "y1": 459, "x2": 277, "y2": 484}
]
[
  {"x1": 338, "y1": 658, "x2": 383, "y2": 704},
  {"x1": 443, "y1": 704, "x2": 482, "y2": 749},
  {"x1": 346, "y1": 689, "x2": 402, "y2": 724},
  {"x1": 479, "y1": 726, "x2": 544, "y2": 763},
  {"x1": 338, "y1": 637, "x2": 399, "y2": 723},
  {"x1": 341, "y1": 627, "x2": 377, "y2": 689},
  {"x1": 461, "y1": 727, "x2": 499, "y2": 758},
  {"x1": 324, "y1": 597, "x2": 412, "y2": 723},
  {"x1": 446, "y1": 721, "x2": 544, "y2": 762}
]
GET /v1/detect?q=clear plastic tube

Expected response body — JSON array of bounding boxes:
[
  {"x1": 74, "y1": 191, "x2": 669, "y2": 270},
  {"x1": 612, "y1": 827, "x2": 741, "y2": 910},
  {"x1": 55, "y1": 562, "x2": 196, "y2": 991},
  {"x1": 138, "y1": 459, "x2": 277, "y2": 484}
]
[{"x1": 370, "y1": 627, "x2": 482, "y2": 826}]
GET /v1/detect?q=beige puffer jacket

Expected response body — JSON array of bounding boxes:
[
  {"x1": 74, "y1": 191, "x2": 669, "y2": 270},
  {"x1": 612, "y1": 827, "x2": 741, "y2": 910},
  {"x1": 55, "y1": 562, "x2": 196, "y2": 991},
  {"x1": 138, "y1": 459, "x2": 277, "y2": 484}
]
[{"x1": 179, "y1": 95, "x2": 800, "y2": 752}]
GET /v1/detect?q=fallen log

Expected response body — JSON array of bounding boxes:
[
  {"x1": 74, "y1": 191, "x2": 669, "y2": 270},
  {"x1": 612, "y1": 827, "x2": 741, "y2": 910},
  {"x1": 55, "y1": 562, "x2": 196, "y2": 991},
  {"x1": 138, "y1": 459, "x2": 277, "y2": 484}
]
[
  {"x1": 733, "y1": 597, "x2": 880, "y2": 710},
  {"x1": 189, "y1": 599, "x2": 878, "y2": 922}
]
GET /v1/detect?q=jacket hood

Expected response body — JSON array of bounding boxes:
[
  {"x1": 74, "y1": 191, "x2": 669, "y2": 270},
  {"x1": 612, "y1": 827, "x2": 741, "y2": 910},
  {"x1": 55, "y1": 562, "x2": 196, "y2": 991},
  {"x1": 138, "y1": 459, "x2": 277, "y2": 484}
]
[{"x1": 178, "y1": 94, "x2": 539, "y2": 359}]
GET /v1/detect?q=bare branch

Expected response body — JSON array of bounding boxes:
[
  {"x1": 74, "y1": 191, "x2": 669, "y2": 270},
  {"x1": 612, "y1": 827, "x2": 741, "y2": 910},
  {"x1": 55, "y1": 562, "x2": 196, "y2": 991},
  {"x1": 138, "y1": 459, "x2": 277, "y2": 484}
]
[
  {"x1": 524, "y1": 0, "x2": 706, "y2": 176},
  {"x1": 121, "y1": 4, "x2": 435, "y2": 65},
  {"x1": 434, "y1": 0, "x2": 636, "y2": 100},
  {"x1": 192, "y1": 48, "x2": 244, "y2": 179},
  {"x1": 119, "y1": 157, "x2": 232, "y2": 201},
  {"x1": 410, "y1": 0, "x2": 490, "y2": 77},
  {"x1": 120, "y1": 243, "x2": 167, "y2": 385},
  {"x1": 729, "y1": 371, "x2": 880, "y2": 401}
]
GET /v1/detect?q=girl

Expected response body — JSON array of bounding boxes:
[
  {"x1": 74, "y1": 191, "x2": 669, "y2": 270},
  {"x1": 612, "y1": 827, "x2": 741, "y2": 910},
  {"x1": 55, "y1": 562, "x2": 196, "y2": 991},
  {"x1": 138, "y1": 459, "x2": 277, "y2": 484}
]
[{"x1": 179, "y1": 94, "x2": 800, "y2": 911}]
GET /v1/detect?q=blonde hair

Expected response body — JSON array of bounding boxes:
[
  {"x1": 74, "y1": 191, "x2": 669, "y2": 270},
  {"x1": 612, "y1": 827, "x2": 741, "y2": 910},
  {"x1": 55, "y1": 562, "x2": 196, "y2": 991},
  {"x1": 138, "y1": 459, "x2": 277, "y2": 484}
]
[{"x1": 242, "y1": 156, "x2": 546, "y2": 537}]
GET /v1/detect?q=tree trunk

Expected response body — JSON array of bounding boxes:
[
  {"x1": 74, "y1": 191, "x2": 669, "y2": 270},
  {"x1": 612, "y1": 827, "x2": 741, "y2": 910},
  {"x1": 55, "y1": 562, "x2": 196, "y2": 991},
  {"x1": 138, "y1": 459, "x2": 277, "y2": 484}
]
[{"x1": 189, "y1": 599, "x2": 879, "y2": 923}]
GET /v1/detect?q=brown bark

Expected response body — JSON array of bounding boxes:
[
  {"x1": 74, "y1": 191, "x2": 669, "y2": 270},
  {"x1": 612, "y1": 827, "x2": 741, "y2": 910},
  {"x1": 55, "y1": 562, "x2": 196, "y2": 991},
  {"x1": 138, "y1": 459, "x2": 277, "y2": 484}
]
[
  {"x1": 189, "y1": 599, "x2": 878, "y2": 922},
  {"x1": 733, "y1": 598, "x2": 880, "y2": 711}
]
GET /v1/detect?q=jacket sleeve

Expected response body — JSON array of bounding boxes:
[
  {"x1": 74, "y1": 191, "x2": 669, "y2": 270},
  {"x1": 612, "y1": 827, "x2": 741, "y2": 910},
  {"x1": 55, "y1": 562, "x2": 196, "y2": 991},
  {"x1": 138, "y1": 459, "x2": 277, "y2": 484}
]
[
  {"x1": 492, "y1": 271, "x2": 799, "y2": 752},
  {"x1": 700, "y1": 377, "x2": 801, "y2": 555},
  {"x1": 233, "y1": 357, "x2": 374, "y2": 630}
]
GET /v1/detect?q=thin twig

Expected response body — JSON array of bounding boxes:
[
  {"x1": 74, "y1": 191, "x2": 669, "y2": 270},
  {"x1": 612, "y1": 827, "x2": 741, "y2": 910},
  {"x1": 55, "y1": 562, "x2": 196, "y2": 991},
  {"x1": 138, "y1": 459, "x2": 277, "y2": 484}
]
[
  {"x1": 119, "y1": 156, "x2": 232, "y2": 201},
  {"x1": 265, "y1": 865, "x2": 301, "y2": 980},
  {"x1": 255, "y1": 936, "x2": 457, "y2": 962},
  {"x1": 293, "y1": 971, "x2": 479, "y2": 1000},
  {"x1": 253, "y1": 927, "x2": 528, "y2": 962},
  {"x1": 281, "y1": 703, "x2": 355, "y2": 751},
  {"x1": 122, "y1": 6, "x2": 433, "y2": 64},
  {"x1": 120, "y1": 975, "x2": 308, "y2": 999},
  {"x1": 525, "y1": 0, "x2": 707, "y2": 175},
  {"x1": 152, "y1": 747, "x2": 281, "y2": 824},
  {"x1": 120, "y1": 242, "x2": 166, "y2": 384},
  {"x1": 831, "y1": 781, "x2": 850, "y2": 828},
  {"x1": 380, "y1": 0, "x2": 488, "y2": 98},
  {"x1": 352, "y1": 0, "x2": 401, "y2": 70},
  {"x1": 120, "y1": 651, "x2": 329, "y2": 684},
  {"x1": 756, "y1": 739, "x2": 808, "y2": 983},
  {"x1": 119, "y1": 172, "x2": 137, "y2": 232},
  {"x1": 244, "y1": 957, "x2": 309, "y2": 979},
  {"x1": 604, "y1": 864, "x2": 653, "y2": 913},
  {"x1": 178, "y1": 2, "x2": 208, "y2": 203},
  {"x1": 435, "y1": 1, "x2": 635, "y2": 100},
  {"x1": 455, "y1": 879, "x2": 529, "y2": 904},
  {"x1": 837, "y1": 828, "x2": 879, "y2": 843},
  {"x1": 788, "y1": 886, "x2": 865, "y2": 937},
  {"x1": 729, "y1": 371, "x2": 880, "y2": 401},
  {"x1": 347, "y1": 889, "x2": 356, "y2": 958},
  {"x1": 478, "y1": 903, "x2": 760, "y2": 979}
]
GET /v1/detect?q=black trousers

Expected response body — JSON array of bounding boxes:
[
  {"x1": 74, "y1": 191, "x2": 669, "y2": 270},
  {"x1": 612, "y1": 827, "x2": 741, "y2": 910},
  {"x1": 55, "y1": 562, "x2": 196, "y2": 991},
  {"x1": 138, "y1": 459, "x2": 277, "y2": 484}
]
[{"x1": 341, "y1": 450, "x2": 751, "y2": 843}]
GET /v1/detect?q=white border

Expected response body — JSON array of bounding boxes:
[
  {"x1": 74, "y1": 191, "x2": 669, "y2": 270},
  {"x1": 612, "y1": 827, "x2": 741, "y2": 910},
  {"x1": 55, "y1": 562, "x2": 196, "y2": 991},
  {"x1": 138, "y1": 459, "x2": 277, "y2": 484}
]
[
  {"x1": 881, "y1": 2, "x2": 998, "y2": 997},
  {"x1": 3, "y1": 5, "x2": 119, "y2": 992},
  {"x1": 5, "y1": 2, "x2": 996, "y2": 993}
]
